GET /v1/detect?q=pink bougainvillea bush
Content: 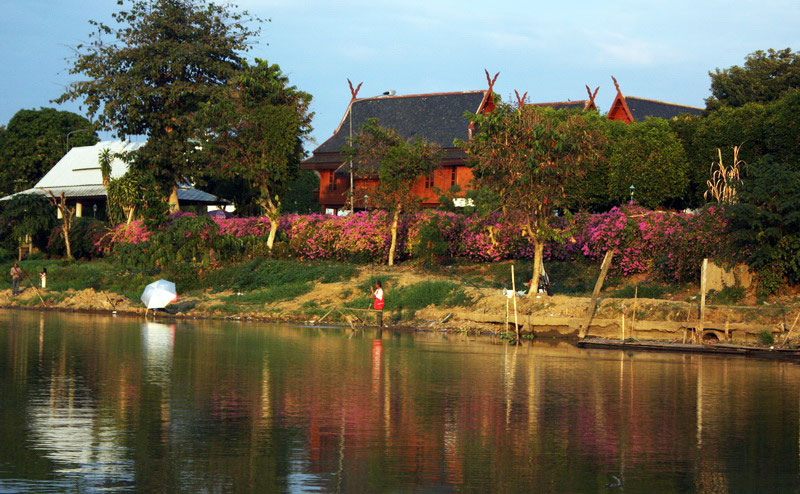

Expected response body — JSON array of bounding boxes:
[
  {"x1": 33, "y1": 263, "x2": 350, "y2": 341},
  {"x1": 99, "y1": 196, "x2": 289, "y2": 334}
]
[{"x1": 107, "y1": 205, "x2": 730, "y2": 282}]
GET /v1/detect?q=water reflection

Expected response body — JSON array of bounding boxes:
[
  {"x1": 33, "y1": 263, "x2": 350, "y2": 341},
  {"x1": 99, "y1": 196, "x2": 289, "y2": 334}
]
[{"x1": 1, "y1": 311, "x2": 799, "y2": 492}]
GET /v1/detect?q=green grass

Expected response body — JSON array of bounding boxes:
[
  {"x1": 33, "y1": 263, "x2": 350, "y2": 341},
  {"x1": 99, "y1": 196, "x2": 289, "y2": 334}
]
[
  {"x1": 609, "y1": 282, "x2": 678, "y2": 299},
  {"x1": 199, "y1": 258, "x2": 358, "y2": 293},
  {"x1": 221, "y1": 281, "x2": 312, "y2": 305},
  {"x1": 480, "y1": 260, "x2": 599, "y2": 295},
  {"x1": 707, "y1": 286, "x2": 746, "y2": 305},
  {"x1": 344, "y1": 280, "x2": 474, "y2": 321}
]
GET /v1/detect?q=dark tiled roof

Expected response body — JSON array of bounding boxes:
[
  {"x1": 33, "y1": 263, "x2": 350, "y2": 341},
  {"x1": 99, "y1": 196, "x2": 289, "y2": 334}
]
[
  {"x1": 307, "y1": 91, "x2": 486, "y2": 162},
  {"x1": 531, "y1": 100, "x2": 591, "y2": 111},
  {"x1": 625, "y1": 96, "x2": 703, "y2": 122}
]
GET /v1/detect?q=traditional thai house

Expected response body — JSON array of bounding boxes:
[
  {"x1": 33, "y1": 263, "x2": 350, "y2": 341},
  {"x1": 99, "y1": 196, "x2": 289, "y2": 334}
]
[
  {"x1": 606, "y1": 76, "x2": 703, "y2": 123},
  {"x1": 301, "y1": 79, "x2": 497, "y2": 213},
  {"x1": 1, "y1": 140, "x2": 226, "y2": 216}
]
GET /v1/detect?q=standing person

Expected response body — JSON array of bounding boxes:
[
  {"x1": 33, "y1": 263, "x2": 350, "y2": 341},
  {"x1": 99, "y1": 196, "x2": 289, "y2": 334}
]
[
  {"x1": 10, "y1": 263, "x2": 23, "y2": 296},
  {"x1": 40, "y1": 267, "x2": 47, "y2": 289},
  {"x1": 372, "y1": 281, "x2": 385, "y2": 327}
]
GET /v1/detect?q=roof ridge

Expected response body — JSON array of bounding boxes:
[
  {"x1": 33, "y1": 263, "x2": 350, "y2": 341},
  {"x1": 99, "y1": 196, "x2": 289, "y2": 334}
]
[
  {"x1": 354, "y1": 90, "x2": 486, "y2": 101},
  {"x1": 625, "y1": 96, "x2": 704, "y2": 110},
  {"x1": 530, "y1": 100, "x2": 589, "y2": 106}
]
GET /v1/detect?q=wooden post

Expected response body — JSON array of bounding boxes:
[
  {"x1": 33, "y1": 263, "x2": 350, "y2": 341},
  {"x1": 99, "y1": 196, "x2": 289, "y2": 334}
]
[
  {"x1": 512, "y1": 265, "x2": 519, "y2": 343},
  {"x1": 724, "y1": 314, "x2": 730, "y2": 342},
  {"x1": 683, "y1": 309, "x2": 689, "y2": 344},
  {"x1": 631, "y1": 285, "x2": 638, "y2": 337},
  {"x1": 698, "y1": 258, "x2": 708, "y2": 344},
  {"x1": 579, "y1": 249, "x2": 616, "y2": 339},
  {"x1": 505, "y1": 297, "x2": 509, "y2": 332},
  {"x1": 620, "y1": 312, "x2": 625, "y2": 341}
]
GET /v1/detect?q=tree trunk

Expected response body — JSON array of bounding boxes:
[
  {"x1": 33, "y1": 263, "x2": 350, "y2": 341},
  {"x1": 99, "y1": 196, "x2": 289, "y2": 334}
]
[
  {"x1": 266, "y1": 204, "x2": 280, "y2": 251},
  {"x1": 125, "y1": 206, "x2": 136, "y2": 225},
  {"x1": 168, "y1": 185, "x2": 180, "y2": 214},
  {"x1": 63, "y1": 224, "x2": 73, "y2": 260},
  {"x1": 261, "y1": 193, "x2": 281, "y2": 251},
  {"x1": 388, "y1": 209, "x2": 400, "y2": 266},
  {"x1": 529, "y1": 239, "x2": 544, "y2": 296}
]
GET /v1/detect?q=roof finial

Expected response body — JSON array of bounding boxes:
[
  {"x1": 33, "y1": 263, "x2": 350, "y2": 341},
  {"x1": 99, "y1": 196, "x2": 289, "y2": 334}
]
[
  {"x1": 347, "y1": 79, "x2": 363, "y2": 101},
  {"x1": 611, "y1": 76, "x2": 621, "y2": 94},
  {"x1": 513, "y1": 90, "x2": 528, "y2": 109},
  {"x1": 484, "y1": 69, "x2": 499, "y2": 91},
  {"x1": 586, "y1": 85, "x2": 599, "y2": 102}
]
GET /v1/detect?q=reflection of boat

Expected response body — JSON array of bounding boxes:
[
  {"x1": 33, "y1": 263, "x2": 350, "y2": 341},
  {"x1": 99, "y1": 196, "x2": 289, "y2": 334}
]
[{"x1": 576, "y1": 337, "x2": 800, "y2": 360}]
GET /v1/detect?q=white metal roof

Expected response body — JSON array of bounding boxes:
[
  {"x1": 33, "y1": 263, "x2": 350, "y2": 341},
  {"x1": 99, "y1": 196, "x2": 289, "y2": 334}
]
[
  {"x1": 1, "y1": 140, "x2": 226, "y2": 204},
  {"x1": 35, "y1": 140, "x2": 145, "y2": 188}
]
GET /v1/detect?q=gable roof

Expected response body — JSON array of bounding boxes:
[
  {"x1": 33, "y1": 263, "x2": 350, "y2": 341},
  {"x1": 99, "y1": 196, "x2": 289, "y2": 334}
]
[
  {"x1": 624, "y1": 96, "x2": 703, "y2": 121},
  {"x1": 2, "y1": 140, "x2": 225, "y2": 204},
  {"x1": 35, "y1": 140, "x2": 145, "y2": 189},
  {"x1": 303, "y1": 90, "x2": 488, "y2": 166}
]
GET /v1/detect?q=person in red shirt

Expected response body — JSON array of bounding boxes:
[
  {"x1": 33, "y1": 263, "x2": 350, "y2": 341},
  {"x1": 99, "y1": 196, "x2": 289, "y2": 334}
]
[{"x1": 372, "y1": 281, "x2": 385, "y2": 327}]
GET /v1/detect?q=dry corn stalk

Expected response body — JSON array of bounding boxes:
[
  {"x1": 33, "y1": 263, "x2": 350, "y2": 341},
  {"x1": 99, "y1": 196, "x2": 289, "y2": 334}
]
[{"x1": 705, "y1": 146, "x2": 744, "y2": 204}]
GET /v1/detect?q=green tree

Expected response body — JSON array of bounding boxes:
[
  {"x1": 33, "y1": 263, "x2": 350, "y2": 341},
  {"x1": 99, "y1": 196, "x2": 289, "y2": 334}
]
[
  {"x1": 56, "y1": 0, "x2": 259, "y2": 213},
  {"x1": 607, "y1": 118, "x2": 689, "y2": 208},
  {"x1": 460, "y1": 104, "x2": 602, "y2": 292},
  {"x1": 562, "y1": 110, "x2": 612, "y2": 211},
  {"x1": 764, "y1": 88, "x2": 800, "y2": 167},
  {"x1": 282, "y1": 170, "x2": 320, "y2": 214},
  {"x1": 706, "y1": 48, "x2": 800, "y2": 110},
  {"x1": 727, "y1": 160, "x2": 800, "y2": 295},
  {"x1": 0, "y1": 108, "x2": 97, "y2": 195},
  {"x1": 198, "y1": 59, "x2": 313, "y2": 249},
  {"x1": 107, "y1": 166, "x2": 163, "y2": 225},
  {"x1": 0, "y1": 194, "x2": 56, "y2": 260},
  {"x1": 346, "y1": 119, "x2": 443, "y2": 266}
]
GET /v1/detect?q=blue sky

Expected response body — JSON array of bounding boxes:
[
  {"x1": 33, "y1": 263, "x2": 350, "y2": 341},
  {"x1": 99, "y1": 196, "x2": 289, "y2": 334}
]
[{"x1": 1, "y1": 0, "x2": 798, "y2": 151}]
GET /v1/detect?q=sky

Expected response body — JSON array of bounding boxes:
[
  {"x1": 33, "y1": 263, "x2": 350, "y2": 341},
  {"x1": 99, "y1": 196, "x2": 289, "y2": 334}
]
[{"x1": 1, "y1": 0, "x2": 799, "y2": 151}]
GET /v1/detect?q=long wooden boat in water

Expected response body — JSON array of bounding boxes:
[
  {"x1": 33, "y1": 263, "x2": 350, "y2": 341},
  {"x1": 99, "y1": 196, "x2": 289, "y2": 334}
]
[{"x1": 576, "y1": 337, "x2": 800, "y2": 360}]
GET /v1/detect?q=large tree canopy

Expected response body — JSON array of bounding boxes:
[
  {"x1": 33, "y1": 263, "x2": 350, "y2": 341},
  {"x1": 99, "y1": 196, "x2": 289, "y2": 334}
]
[
  {"x1": 0, "y1": 108, "x2": 97, "y2": 195},
  {"x1": 346, "y1": 119, "x2": 442, "y2": 266},
  {"x1": 460, "y1": 103, "x2": 602, "y2": 292},
  {"x1": 198, "y1": 59, "x2": 313, "y2": 249},
  {"x1": 706, "y1": 48, "x2": 800, "y2": 110},
  {"x1": 56, "y1": 0, "x2": 260, "y2": 211}
]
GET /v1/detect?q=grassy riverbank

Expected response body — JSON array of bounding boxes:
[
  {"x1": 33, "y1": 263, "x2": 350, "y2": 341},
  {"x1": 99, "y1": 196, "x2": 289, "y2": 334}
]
[{"x1": 1, "y1": 257, "x2": 798, "y2": 344}]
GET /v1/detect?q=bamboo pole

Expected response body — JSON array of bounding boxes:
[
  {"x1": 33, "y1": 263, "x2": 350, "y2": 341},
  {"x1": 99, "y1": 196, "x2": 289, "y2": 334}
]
[
  {"x1": 579, "y1": 249, "x2": 616, "y2": 339},
  {"x1": 512, "y1": 265, "x2": 519, "y2": 343},
  {"x1": 698, "y1": 258, "x2": 708, "y2": 344},
  {"x1": 18, "y1": 266, "x2": 47, "y2": 308},
  {"x1": 780, "y1": 310, "x2": 800, "y2": 348},
  {"x1": 631, "y1": 285, "x2": 638, "y2": 337}
]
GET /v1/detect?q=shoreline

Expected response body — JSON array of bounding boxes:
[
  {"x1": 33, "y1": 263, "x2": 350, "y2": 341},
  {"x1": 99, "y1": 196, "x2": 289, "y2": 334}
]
[{"x1": 1, "y1": 259, "x2": 794, "y2": 347}]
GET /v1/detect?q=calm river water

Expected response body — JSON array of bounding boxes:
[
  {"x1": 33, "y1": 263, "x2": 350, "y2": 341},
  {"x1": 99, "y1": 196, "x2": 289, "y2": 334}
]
[{"x1": 1, "y1": 310, "x2": 800, "y2": 493}]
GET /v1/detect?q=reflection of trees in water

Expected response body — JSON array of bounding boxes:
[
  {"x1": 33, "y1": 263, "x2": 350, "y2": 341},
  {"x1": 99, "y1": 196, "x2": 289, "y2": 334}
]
[{"x1": 4, "y1": 314, "x2": 800, "y2": 491}]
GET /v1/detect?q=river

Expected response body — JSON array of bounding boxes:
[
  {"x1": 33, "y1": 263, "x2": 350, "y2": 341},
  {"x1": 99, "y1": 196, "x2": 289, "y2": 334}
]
[{"x1": 1, "y1": 310, "x2": 799, "y2": 492}]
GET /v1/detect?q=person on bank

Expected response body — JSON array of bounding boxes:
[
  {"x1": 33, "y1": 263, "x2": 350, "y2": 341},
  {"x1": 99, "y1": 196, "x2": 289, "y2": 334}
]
[
  {"x1": 372, "y1": 281, "x2": 385, "y2": 327},
  {"x1": 10, "y1": 263, "x2": 23, "y2": 296}
]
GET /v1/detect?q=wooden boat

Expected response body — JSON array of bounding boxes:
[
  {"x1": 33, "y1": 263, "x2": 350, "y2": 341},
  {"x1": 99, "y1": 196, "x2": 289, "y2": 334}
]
[{"x1": 576, "y1": 337, "x2": 800, "y2": 360}]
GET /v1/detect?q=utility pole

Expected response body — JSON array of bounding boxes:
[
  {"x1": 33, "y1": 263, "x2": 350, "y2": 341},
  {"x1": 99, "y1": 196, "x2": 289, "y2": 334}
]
[
  {"x1": 349, "y1": 104, "x2": 354, "y2": 213},
  {"x1": 65, "y1": 128, "x2": 93, "y2": 152}
]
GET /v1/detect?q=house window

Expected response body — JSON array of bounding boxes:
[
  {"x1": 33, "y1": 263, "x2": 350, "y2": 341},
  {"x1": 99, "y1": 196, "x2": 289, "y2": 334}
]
[
  {"x1": 450, "y1": 166, "x2": 458, "y2": 187},
  {"x1": 326, "y1": 172, "x2": 337, "y2": 192},
  {"x1": 424, "y1": 172, "x2": 434, "y2": 189}
]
